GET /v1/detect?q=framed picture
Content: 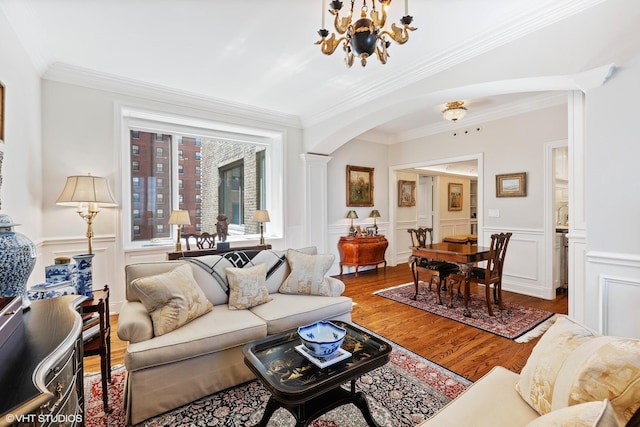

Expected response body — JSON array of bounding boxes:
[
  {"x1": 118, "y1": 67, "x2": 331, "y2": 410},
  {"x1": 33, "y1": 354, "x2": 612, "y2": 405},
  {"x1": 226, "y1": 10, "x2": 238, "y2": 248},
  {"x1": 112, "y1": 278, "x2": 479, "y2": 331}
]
[
  {"x1": 496, "y1": 172, "x2": 527, "y2": 197},
  {"x1": 398, "y1": 180, "x2": 416, "y2": 207},
  {"x1": 448, "y1": 183, "x2": 463, "y2": 211},
  {"x1": 0, "y1": 81, "x2": 4, "y2": 143},
  {"x1": 346, "y1": 165, "x2": 374, "y2": 207}
]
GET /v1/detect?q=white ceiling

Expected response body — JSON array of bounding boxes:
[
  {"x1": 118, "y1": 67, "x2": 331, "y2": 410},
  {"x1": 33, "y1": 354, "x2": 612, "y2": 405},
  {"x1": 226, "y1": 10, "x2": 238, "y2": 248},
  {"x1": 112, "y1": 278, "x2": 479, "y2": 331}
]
[{"x1": 1, "y1": 0, "x2": 638, "y2": 146}]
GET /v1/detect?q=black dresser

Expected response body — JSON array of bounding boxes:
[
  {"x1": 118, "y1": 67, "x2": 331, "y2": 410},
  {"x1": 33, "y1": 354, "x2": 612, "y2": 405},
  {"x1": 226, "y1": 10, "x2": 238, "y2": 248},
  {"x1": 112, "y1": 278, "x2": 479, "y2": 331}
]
[{"x1": 0, "y1": 295, "x2": 85, "y2": 427}]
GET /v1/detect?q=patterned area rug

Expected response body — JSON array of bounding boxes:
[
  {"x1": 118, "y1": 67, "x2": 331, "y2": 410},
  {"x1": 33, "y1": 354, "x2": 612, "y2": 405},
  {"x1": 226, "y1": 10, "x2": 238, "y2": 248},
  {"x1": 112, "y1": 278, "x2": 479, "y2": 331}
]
[
  {"x1": 374, "y1": 283, "x2": 557, "y2": 342},
  {"x1": 85, "y1": 345, "x2": 471, "y2": 426}
]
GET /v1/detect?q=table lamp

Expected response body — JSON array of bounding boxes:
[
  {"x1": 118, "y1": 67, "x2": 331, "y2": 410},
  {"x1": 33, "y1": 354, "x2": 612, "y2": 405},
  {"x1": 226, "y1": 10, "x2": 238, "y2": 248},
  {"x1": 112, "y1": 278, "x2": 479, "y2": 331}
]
[
  {"x1": 56, "y1": 174, "x2": 118, "y2": 255},
  {"x1": 168, "y1": 210, "x2": 191, "y2": 251},
  {"x1": 253, "y1": 210, "x2": 270, "y2": 246},
  {"x1": 346, "y1": 210, "x2": 358, "y2": 235},
  {"x1": 369, "y1": 209, "x2": 380, "y2": 234}
]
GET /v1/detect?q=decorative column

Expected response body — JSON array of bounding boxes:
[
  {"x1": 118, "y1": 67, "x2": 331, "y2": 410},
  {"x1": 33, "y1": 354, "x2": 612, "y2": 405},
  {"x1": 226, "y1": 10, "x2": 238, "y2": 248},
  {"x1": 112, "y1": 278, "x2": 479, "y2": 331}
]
[{"x1": 301, "y1": 154, "x2": 332, "y2": 253}]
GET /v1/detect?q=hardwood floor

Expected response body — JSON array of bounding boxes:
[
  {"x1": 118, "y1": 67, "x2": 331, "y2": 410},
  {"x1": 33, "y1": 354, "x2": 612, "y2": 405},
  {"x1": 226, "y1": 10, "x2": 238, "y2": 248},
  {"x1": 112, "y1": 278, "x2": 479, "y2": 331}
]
[{"x1": 84, "y1": 263, "x2": 567, "y2": 382}]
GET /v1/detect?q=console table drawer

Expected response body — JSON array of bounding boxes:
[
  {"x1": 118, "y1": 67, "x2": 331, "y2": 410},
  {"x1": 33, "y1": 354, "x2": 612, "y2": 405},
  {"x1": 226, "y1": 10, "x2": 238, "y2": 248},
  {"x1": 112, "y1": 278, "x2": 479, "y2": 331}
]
[{"x1": 41, "y1": 349, "x2": 76, "y2": 416}]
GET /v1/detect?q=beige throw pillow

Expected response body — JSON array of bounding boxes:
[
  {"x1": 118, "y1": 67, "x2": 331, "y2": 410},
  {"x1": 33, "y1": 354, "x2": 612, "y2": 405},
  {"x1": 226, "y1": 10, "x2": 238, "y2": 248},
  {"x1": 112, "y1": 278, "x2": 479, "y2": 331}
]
[
  {"x1": 130, "y1": 263, "x2": 213, "y2": 336},
  {"x1": 226, "y1": 263, "x2": 272, "y2": 310},
  {"x1": 279, "y1": 249, "x2": 334, "y2": 296},
  {"x1": 525, "y1": 400, "x2": 619, "y2": 427},
  {"x1": 516, "y1": 316, "x2": 640, "y2": 425}
]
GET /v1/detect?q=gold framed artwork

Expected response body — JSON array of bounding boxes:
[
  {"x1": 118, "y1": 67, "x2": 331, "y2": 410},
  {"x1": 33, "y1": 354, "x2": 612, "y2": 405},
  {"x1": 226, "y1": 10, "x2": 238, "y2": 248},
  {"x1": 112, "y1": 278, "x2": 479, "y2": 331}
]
[
  {"x1": 448, "y1": 183, "x2": 463, "y2": 211},
  {"x1": 346, "y1": 165, "x2": 374, "y2": 207},
  {"x1": 398, "y1": 180, "x2": 416, "y2": 207},
  {"x1": 0, "y1": 81, "x2": 4, "y2": 143},
  {"x1": 496, "y1": 172, "x2": 527, "y2": 197}
]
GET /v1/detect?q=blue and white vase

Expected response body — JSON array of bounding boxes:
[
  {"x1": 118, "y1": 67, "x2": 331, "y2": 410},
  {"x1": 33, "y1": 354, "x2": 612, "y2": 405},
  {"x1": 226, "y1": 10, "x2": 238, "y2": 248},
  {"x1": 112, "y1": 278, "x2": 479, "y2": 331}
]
[
  {"x1": 72, "y1": 253, "x2": 95, "y2": 299},
  {"x1": 0, "y1": 214, "x2": 36, "y2": 308}
]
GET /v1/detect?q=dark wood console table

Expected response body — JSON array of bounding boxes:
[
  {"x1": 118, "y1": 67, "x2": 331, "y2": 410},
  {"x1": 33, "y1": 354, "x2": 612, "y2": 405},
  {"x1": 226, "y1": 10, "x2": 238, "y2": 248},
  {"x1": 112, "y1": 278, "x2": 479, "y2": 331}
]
[
  {"x1": 167, "y1": 244, "x2": 272, "y2": 260},
  {"x1": 0, "y1": 295, "x2": 85, "y2": 427},
  {"x1": 338, "y1": 235, "x2": 388, "y2": 277}
]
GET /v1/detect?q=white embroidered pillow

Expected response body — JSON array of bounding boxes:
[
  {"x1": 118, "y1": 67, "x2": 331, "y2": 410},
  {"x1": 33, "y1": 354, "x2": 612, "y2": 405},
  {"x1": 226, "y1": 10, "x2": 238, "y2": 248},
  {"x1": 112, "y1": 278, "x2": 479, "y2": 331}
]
[
  {"x1": 516, "y1": 316, "x2": 640, "y2": 425},
  {"x1": 226, "y1": 263, "x2": 272, "y2": 310},
  {"x1": 278, "y1": 249, "x2": 334, "y2": 296},
  {"x1": 130, "y1": 263, "x2": 213, "y2": 336}
]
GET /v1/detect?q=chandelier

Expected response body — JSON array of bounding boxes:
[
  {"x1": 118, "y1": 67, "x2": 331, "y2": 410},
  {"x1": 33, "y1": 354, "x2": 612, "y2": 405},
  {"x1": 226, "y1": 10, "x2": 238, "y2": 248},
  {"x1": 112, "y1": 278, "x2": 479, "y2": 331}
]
[
  {"x1": 316, "y1": 0, "x2": 417, "y2": 67},
  {"x1": 442, "y1": 101, "x2": 468, "y2": 122}
]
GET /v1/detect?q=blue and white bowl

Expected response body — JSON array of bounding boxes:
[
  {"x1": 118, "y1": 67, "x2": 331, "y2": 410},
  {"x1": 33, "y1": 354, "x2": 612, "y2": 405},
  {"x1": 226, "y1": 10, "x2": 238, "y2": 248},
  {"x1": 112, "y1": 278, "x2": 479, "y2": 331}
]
[{"x1": 298, "y1": 321, "x2": 346, "y2": 358}]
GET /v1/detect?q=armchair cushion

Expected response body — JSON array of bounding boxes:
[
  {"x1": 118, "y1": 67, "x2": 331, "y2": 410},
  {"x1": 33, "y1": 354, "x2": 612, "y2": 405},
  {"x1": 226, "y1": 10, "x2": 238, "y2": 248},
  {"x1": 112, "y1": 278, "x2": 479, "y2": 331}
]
[
  {"x1": 131, "y1": 263, "x2": 213, "y2": 336},
  {"x1": 279, "y1": 249, "x2": 334, "y2": 296},
  {"x1": 516, "y1": 316, "x2": 640, "y2": 425},
  {"x1": 525, "y1": 400, "x2": 618, "y2": 427},
  {"x1": 226, "y1": 263, "x2": 272, "y2": 310}
]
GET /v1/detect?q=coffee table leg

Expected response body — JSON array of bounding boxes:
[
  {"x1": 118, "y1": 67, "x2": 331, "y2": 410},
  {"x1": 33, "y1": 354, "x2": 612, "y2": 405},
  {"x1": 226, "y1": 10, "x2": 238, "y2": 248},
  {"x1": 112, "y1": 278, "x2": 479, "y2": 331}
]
[
  {"x1": 253, "y1": 395, "x2": 280, "y2": 427},
  {"x1": 349, "y1": 380, "x2": 382, "y2": 427}
]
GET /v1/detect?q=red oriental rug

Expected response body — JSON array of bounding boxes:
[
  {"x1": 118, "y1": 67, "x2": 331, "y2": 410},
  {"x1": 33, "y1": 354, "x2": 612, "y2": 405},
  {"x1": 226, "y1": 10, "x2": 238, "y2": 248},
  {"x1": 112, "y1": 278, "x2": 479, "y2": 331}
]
[
  {"x1": 85, "y1": 345, "x2": 471, "y2": 426},
  {"x1": 374, "y1": 283, "x2": 557, "y2": 342}
]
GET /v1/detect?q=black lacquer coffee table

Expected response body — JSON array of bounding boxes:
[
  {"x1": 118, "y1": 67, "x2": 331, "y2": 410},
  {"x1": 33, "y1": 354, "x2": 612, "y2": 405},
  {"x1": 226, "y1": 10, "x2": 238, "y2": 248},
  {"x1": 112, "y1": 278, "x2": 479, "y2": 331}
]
[{"x1": 242, "y1": 320, "x2": 392, "y2": 427}]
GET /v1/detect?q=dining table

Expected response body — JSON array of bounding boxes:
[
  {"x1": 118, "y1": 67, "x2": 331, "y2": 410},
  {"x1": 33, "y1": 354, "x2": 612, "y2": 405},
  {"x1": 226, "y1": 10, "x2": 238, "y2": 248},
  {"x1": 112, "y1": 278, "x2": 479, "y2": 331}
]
[{"x1": 411, "y1": 242, "x2": 491, "y2": 317}]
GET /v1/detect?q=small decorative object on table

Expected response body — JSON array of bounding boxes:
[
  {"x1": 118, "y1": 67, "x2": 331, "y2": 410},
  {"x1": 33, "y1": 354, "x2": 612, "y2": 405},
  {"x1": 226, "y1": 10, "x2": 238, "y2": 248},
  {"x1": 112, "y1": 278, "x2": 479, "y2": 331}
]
[
  {"x1": 216, "y1": 214, "x2": 230, "y2": 249},
  {"x1": 0, "y1": 214, "x2": 36, "y2": 308},
  {"x1": 297, "y1": 320, "x2": 346, "y2": 358},
  {"x1": 73, "y1": 253, "x2": 95, "y2": 299}
]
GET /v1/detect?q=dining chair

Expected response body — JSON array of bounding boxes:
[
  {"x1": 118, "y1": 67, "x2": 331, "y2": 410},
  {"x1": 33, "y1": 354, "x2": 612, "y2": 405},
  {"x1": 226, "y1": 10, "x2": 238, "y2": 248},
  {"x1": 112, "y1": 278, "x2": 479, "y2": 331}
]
[
  {"x1": 447, "y1": 232, "x2": 512, "y2": 316},
  {"x1": 407, "y1": 228, "x2": 459, "y2": 304},
  {"x1": 183, "y1": 232, "x2": 216, "y2": 250}
]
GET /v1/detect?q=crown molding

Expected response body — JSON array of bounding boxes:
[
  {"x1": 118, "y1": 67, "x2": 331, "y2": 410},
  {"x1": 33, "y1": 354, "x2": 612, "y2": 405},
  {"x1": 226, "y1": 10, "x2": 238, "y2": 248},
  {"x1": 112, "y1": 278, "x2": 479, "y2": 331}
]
[{"x1": 43, "y1": 63, "x2": 302, "y2": 129}]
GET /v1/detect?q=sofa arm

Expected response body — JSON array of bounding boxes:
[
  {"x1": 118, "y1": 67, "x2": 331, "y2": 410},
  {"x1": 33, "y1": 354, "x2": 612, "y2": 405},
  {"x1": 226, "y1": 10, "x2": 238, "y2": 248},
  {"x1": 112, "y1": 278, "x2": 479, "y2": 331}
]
[
  {"x1": 117, "y1": 301, "x2": 154, "y2": 343},
  {"x1": 326, "y1": 277, "x2": 346, "y2": 297}
]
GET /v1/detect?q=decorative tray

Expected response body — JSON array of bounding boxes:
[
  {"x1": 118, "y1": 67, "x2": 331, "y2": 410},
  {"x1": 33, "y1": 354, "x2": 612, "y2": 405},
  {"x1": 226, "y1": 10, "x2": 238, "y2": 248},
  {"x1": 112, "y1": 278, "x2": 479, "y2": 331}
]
[{"x1": 295, "y1": 344, "x2": 352, "y2": 369}]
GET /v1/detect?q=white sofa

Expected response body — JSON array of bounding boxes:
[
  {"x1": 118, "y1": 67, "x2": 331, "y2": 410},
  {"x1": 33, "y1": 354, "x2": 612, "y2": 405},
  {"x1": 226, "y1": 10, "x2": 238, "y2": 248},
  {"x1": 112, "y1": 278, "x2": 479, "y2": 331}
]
[
  {"x1": 117, "y1": 248, "x2": 352, "y2": 425},
  {"x1": 419, "y1": 315, "x2": 640, "y2": 427}
]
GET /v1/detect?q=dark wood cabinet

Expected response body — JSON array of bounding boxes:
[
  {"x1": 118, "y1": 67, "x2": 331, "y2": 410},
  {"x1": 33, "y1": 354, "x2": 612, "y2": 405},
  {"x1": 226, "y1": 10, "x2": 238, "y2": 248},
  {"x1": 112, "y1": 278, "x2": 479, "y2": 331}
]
[
  {"x1": 0, "y1": 295, "x2": 85, "y2": 427},
  {"x1": 338, "y1": 235, "x2": 388, "y2": 277}
]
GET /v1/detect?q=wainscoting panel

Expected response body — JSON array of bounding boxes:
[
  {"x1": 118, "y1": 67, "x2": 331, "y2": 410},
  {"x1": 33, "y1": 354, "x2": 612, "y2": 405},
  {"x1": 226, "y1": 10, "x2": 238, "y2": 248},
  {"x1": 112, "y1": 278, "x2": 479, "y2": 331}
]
[
  {"x1": 585, "y1": 251, "x2": 640, "y2": 338},
  {"x1": 482, "y1": 228, "x2": 550, "y2": 299}
]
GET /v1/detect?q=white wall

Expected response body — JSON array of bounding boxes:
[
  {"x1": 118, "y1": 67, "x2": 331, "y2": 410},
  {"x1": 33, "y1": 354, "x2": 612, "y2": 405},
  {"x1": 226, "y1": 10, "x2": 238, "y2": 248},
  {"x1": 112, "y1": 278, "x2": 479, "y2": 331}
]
[
  {"x1": 582, "y1": 52, "x2": 640, "y2": 337},
  {"x1": 0, "y1": 10, "x2": 43, "y2": 247}
]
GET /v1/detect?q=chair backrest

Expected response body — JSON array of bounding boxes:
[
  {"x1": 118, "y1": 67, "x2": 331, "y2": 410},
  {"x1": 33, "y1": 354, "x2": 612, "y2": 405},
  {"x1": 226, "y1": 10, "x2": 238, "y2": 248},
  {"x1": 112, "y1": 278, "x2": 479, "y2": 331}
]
[
  {"x1": 485, "y1": 232, "x2": 512, "y2": 281},
  {"x1": 183, "y1": 232, "x2": 216, "y2": 250},
  {"x1": 407, "y1": 227, "x2": 434, "y2": 248}
]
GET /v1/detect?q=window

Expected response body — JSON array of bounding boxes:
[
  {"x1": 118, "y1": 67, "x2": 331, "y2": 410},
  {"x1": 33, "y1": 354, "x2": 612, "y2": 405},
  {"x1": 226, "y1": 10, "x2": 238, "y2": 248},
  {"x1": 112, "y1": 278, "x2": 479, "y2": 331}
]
[
  {"x1": 132, "y1": 130, "x2": 140, "y2": 139},
  {"x1": 132, "y1": 144, "x2": 139, "y2": 155},
  {"x1": 124, "y1": 123, "x2": 280, "y2": 245}
]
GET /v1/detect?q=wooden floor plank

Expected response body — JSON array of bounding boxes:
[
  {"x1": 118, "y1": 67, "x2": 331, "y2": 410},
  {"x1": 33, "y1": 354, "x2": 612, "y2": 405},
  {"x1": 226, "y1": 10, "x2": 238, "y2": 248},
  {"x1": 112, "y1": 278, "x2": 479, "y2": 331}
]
[{"x1": 85, "y1": 263, "x2": 567, "y2": 383}]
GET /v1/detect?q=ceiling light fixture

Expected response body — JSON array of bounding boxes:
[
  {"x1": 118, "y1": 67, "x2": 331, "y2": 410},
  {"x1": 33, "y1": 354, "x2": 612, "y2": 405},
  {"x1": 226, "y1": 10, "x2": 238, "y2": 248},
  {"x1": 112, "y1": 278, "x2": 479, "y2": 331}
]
[
  {"x1": 316, "y1": 0, "x2": 417, "y2": 68},
  {"x1": 442, "y1": 101, "x2": 468, "y2": 122}
]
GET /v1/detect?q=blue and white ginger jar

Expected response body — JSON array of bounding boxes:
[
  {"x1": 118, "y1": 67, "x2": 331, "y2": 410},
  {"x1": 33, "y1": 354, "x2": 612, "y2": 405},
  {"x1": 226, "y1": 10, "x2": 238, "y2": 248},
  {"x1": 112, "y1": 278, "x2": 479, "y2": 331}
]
[{"x1": 0, "y1": 214, "x2": 36, "y2": 307}]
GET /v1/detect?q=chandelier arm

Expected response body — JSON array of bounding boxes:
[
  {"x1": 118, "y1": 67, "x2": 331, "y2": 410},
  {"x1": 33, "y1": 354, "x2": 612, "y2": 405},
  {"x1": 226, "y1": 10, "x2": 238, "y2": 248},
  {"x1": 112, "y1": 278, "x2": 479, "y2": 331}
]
[
  {"x1": 315, "y1": 33, "x2": 347, "y2": 55},
  {"x1": 332, "y1": 9, "x2": 353, "y2": 34},
  {"x1": 379, "y1": 22, "x2": 417, "y2": 45}
]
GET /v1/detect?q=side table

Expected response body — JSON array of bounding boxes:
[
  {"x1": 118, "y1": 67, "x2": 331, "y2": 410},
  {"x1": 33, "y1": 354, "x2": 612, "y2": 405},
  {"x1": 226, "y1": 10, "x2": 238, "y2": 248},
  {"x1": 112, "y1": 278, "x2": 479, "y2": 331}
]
[
  {"x1": 338, "y1": 235, "x2": 388, "y2": 277},
  {"x1": 82, "y1": 285, "x2": 112, "y2": 413}
]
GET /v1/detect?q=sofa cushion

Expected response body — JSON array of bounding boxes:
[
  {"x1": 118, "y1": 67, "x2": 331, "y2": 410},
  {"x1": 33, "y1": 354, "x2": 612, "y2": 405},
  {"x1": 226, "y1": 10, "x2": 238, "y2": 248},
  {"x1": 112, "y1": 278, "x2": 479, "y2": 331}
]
[
  {"x1": 130, "y1": 264, "x2": 213, "y2": 336},
  {"x1": 226, "y1": 263, "x2": 272, "y2": 310},
  {"x1": 124, "y1": 306, "x2": 267, "y2": 371},
  {"x1": 525, "y1": 400, "x2": 618, "y2": 427},
  {"x1": 117, "y1": 301, "x2": 154, "y2": 343},
  {"x1": 516, "y1": 315, "x2": 640, "y2": 425},
  {"x1": 279, "y1": 249, "x2": 334, "y2": 296},
  {"x1": 419, "y1": 366, "x2": 540, "y2": 426},
  {"x1": 249, "y1": 293, "x2": 353, "y2": 334}
]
